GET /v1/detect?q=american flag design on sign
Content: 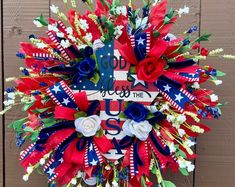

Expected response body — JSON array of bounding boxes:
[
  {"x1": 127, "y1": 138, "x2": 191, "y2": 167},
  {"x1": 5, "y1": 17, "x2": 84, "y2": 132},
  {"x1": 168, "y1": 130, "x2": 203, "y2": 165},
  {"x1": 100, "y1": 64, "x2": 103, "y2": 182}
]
[{"x1": 73, "y1": 40, "x2": 159, "y2": 160}]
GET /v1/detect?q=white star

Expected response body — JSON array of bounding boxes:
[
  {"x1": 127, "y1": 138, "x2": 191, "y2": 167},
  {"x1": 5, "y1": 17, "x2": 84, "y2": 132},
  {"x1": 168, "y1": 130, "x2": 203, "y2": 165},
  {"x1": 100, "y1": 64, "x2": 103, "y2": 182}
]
[
  {"x1": 89, "y1": 143, "x2": 93, "y2": 151},
  {"x1": 47, "y1": 167, "x2": 54, "y2": 177},
  {"x1": 62, "y1": 98, "x2": 70, "y2": 106},
  {"x1": 175, "y1": 93, "x2": 183, "y2": 102},
  {"x1": 52, "y1": 85, "x2": 61, "y2": 94},
  {"x1": 59, "y1": 158, "x2": 64, "y2": 163},
  {"x1": 163, "y1": 84, "x2": 171, "y2": 92},
  {"x1": 137, "y1": 37, "x2": 145, "y2": 45},
  {"x1": 90, "y1": 159, "x2": 98, "y2": 166},
  {"x1": 131, "y1": 74, "x2": 146, "y2": 87}
]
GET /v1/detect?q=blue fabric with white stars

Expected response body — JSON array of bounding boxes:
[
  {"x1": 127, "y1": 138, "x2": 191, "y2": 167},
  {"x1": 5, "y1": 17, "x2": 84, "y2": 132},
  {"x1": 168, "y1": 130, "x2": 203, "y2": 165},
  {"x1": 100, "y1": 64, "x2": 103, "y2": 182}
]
[
  {"x1": 134, "y1": 32, "x2": 148, "y2": 61},
  {"x1": 156, "y1": 79, "x2": 191, "y2": 109},
  {"x1": 87, "y1": 141, "x2": 100, "y2": 167},
  {"x1": 45, "y1": 157, "x2": 64, "y2": 180},
  {"x1": 49, "y1": 82, "x2": 78, "y2": 109},
  {"x1": 74, "y1": 41, "x2": 114, "y2": 91}
]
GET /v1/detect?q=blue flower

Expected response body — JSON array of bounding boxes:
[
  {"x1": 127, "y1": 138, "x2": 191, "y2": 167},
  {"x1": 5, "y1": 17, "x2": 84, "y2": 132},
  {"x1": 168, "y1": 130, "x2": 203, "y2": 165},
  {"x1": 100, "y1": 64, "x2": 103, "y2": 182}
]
[
  {"x1": 76, "y1": 57, "x2": 96, "y2": 77},
  {"x1": 124, "y1": 102, "x2": 149, "y2": 122}
]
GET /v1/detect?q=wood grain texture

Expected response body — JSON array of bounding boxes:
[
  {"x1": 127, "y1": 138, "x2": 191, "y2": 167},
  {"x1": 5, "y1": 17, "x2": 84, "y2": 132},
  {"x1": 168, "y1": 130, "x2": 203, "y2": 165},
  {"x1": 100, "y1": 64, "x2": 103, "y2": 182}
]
[
  {"x1": 0, "y1": 0, "x2": 4, "y2": 186},
  {"x1": 1, "y1": 0, "x2": 235, "y2": 187},
  {"x1": 3, "y1": 1, "x2": 49, "y2": 186},
  {"x1": 195, "y1": 0, "x2": 235, "y2": 186}
]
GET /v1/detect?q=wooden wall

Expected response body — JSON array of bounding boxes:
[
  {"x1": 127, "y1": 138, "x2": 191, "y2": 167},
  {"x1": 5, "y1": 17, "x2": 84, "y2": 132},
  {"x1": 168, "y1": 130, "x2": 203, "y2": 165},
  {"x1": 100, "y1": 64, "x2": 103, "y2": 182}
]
[{"x1": 0, "y1": 0, "x2": 235, "y2": 186}]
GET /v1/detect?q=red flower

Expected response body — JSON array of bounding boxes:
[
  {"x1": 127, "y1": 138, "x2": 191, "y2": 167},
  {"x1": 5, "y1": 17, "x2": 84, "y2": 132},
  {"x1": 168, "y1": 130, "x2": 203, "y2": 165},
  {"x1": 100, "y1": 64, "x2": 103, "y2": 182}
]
[
  {"x1": 136, "y1": 57, "x2": 166, "y2": 83},
  {"x1": 201, "y1": 48, "x2": 209, "y2": 56},
  {"x1": 192, "y1": 43, "x2": 200, "y2": 50}
]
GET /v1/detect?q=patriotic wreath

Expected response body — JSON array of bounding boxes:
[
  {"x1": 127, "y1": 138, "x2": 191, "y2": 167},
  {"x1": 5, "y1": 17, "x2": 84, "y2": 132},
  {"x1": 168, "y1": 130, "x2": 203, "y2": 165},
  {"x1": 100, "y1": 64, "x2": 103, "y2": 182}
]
[{"x1": 1, "y1": 0, "x2": 234, "y2": 187}]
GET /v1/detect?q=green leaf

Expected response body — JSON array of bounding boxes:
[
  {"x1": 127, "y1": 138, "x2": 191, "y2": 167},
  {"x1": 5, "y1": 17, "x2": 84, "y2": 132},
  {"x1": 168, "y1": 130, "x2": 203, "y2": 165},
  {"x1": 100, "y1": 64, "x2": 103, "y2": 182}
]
[
  {"x1": 9, "y1": 117, "x2": 27, "y2": 133},
  {"x1": 31, "y1": 130, "x2": 39, "y2": 142},
  {"x1": 162, "y1": 180, "x2": 176, "y2": 187},
  {"x1": 35, "y1": 14, "x2": 48, "y2": 26},
  {"x1": 153, "y1": 30, "x2": 160, "y2": 38},
  {"x1": 195, "y1": 33, "x2": 212, "y2": 43},
  {"x1": 96, "y1": 129, "x2": 104, "y2": 137},
  {"x1": 41, "y1": 118, "x2": 57, "y2": 128},
  {"x1": 216, "y1": 70, "x2": 226, "y2": 77},
  {"x1": 24, "y1": 127, "x2": 34, "y2": 133},
  {"x1": 22, "y1": 101, "x2": 35, "y2": 111},
  {"x1": 74, "y1": 111, "x2": 87, "y2": 119},
  {"x1": 164, "y1": 8, "x2": 174, "y2": 25},
  {"x1": 90, "y1": 72, "x2": 100, "y2": 84},
  {"x1": 119, "y1": 112, "x2": 127, "y2": 119},
  {"x1": 146, "y1": 112, "x2": 154, "y2": 119},
  {"x1": 151, "y1": 165, "x2": 158, "y2": 175},
  {"x1": 179, "y1": 168, "x2": 189, "y2": 176},
  {"x1": 175, "y1": 149, "x2": 187, "y2": 158},
  {"x1": 32, "y1": 107, "x2": 50, "y2": 114}
]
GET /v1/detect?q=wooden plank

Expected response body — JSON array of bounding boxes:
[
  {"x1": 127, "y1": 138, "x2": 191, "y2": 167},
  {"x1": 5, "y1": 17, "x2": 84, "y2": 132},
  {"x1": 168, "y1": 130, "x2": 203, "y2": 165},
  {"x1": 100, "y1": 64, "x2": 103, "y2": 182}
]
[
  {"x1": 195, "y1": 0, "x2": 235, "y2": 186},
  {"x1": 0, "y1": 0, "x2": 4, "y2": 186},
  {"x1": 3, "y1": 1, "x2": 49, "y2": 186}
]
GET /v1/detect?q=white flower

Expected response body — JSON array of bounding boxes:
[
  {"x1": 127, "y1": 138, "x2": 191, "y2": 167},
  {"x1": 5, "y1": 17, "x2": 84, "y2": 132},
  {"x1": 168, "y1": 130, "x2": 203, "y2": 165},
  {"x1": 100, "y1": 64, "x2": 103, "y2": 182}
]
[
  {"x1": 93, "y1": 39, "x2": 105, "y2": 52},
  {"x1": 74, "y1": 115, "x2": 101, "y2": 137},
  {"x1": 3, "y1": 99, "x2": 15, "y2": 106},
  {"x1": 70, "y1": 178, "x2": 77, "y2": 185},
  {"x1": 186, "y1": 161, "x2": 195, "y2": 172},
  {"x1": 39, "y1": 158, "x2": 46, "y2": 165},
  {"x1": 60, "y1": 40, "x2": 70, "y2": 48},
  {"x1": 36, "y1": 43, "x2": 47, "y2": 49},
  {"x1": 185, "y1": 139, "x2": 196, "y2": 148},
  {"x1": 105, "y1": 165, "x2": 111, "y2": 170},
  {"x1": 7, "y1": 92, "x2": 15, "y2": 99},
  {"x1": 212, "y1": 80, "x2": 223, "y2": 86},
  {"x1": 210, "y1": 94, "x2": 218, "y2": 102},
  {"x1": 116, "y1": 6, "x2": 127, "y2": 16},
  {"x1": 177, "y1": 5, "x2": 190, "y2": 17},
  {"x1": 56, "y1": 32, "x2": 65, "y2": 38},
  {"x1": 79, "y1": 19, "x2": 89, "y2": 31},
  {"x1": 84, "y1": 33, "x2": 93, "y2": 42},
  {"x1": 50, "y1": 5, "x2": 59, "y2": 14},
  {"x1": 169, "y1": 142, "x2": 176, "y2": 153},
  {"x1": 165, "y1": 33, "x2": 177, "y2": 41},
  {"x1": 77, "y1": 171, "x2": 82, "y2": 178},
  {"x1": 114, "y1": 25, "x2": 124, "y2": 39},
  {"x1": 65, "y1": 27, "x2": 73, "y2": 35},
  {"x1": 160, "y1": 103, "x2": 169, "y2": 112},
  {"x1": 177, "y1": 115, "x2": 186, "y2": 124},
  {"x1": 192, "y1": 82, "x2": 200, "y2": 89},
  {"x1": 68, "y1": 35, "x2": 77, "y2": 42},
  {"x1": 23, "y1": 174, "x2": 29, "y2": 181},
  {"x1": 26, "y1": 167, "x2": 33, "y2": 174},
  {"x1": 178, "y1": 129, "x2": 186, "y2": 137},
  {"x1": 33, "y1": 20, "x2": 43, "y2": 27},
  {"x1": 48, "y1": 24, "x2": 58, "y2": 32},
  {"x1": 105, "y1": 182, "x2": 111, "y2": 187},
  {"x1": 122, "y1": 119, "x2": 152, "y2": 141},
  {"x1": 167, "y1": 115, "x2": 175, "y2": 122},
  {"x1": 177, "y1": 159, "x2": 187, "y2": 169},
  {"x1": 112, "y1": 180, "x2": 119, "y2": 187}
]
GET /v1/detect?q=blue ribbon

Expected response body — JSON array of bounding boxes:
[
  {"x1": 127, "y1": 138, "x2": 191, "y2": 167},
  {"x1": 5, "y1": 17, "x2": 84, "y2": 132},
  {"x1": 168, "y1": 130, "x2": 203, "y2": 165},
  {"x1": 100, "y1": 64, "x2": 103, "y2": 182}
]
[{"x1": 149, "y1": 131, "x2": 170, "y2": 156}]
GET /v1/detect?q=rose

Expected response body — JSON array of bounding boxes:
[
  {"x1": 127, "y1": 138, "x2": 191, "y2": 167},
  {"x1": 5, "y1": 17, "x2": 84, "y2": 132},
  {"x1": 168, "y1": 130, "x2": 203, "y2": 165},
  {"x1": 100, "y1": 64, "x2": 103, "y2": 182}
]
[
  {"x1": 122, "y1": 119, "x2": 152, "y2": 141},
  {"x1": 136, "y1": 57, "x2": 165, "y2": 82},
  {"x1": 74, "y1": 115, "x2": 101, "y2": 137},
  {"x1": 200, "y1": 48, "x2": 209, "y2": 56},
  {"x1": 76, "y1": 57, "x2": 96, "y2": 78},
  {"x1": 124, "y1": 102, "x2": 149, "y2": 122}
]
